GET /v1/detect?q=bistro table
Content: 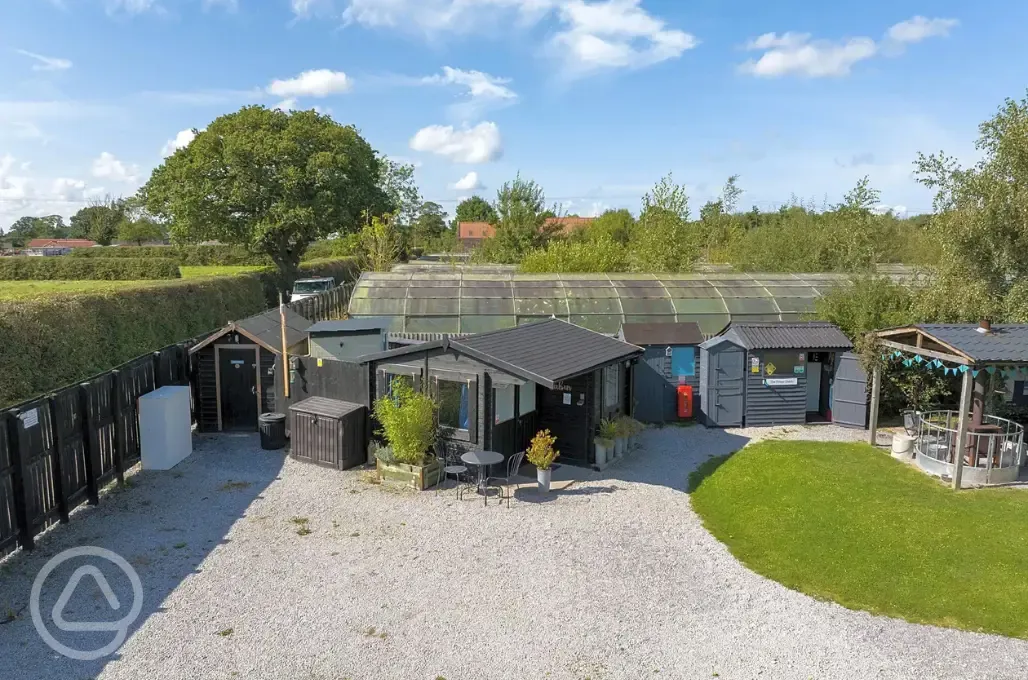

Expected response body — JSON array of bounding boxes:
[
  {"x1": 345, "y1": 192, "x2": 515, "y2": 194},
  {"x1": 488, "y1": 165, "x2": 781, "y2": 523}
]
[{"x1": 460, "y1": 450, "x2": 505, "y2": 497}]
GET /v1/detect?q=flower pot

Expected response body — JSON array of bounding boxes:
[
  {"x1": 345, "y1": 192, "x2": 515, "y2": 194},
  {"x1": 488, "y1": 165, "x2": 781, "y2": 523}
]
[
  {"x1": 594, "y1": 440, "x2": 609, "y2": 466},
  {"x1": 537, "y1": 467, "x2": 552, "y2": 493},
  {"x1": 615, "y1": 437, "x2": 626, "y2": 457},
  {"x1": 628, "y1": 434, "x2": 638, "y2": 450}
]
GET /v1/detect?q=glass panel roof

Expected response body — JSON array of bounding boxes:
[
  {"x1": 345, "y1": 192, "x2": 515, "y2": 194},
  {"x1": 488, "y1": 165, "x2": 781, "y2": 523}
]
[{"x1": 350, "y1": 271, "x2": 865, "y2": 336}]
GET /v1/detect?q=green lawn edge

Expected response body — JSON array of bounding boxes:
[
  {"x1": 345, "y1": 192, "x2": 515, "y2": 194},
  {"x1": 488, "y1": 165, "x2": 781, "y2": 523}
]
[{"x1": 689, "y1": 440, "x2": 1028, "y2": 639}]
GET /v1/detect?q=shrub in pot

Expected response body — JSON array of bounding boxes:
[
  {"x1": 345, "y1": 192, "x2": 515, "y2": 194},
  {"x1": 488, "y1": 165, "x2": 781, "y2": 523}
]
[
  {"x1": 372, "y1": 378, "x2": 441, "y2": 489},
  {"x1": 527, "y1": 429, "x2": 560, "y2": 492},
  {"x1": 613, "y1": 417, "x2": 630, "y2": 457},
  {"x1": 624, "y1": 417, "x2": 644, "y2": 449},
  {"x1": 595, "y1": 418, "x2": 617, "y2": 466}
]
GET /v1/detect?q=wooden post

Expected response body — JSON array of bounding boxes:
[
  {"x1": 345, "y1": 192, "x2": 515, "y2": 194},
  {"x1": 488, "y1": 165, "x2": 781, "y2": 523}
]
[
  {"x1": 280, "y1": 293, "x2": 290, "y2": 399},
  {"x1": 111, "y1": 369, "x2": 125, "y2": 485},
  {"x1": 867, "y1": 364, "x2": 881, "y2": 446},
  {"x1": 6, "y1": 411, "x2": 34, "y2": 551},
  {"x1": 79, "y1": 382, "x2": 101, "y2": 505},
  {"x1": 513, "y1": 384, "x2": 521, "y2": 454},
  {"x1": 952, "y1": 369, "x2": 974, "y2": 490},
  {"x1": 46, "y1": 395, "x2": 70, "y2": 524},
  {"x1": 152, "y1": 351, "x2": 164, "y2": 390}
]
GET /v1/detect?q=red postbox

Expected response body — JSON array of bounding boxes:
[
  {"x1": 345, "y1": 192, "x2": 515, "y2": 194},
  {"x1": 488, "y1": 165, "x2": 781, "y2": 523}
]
[{"x1": 677, "y1": 384, "x2": 693, "y2": 419}]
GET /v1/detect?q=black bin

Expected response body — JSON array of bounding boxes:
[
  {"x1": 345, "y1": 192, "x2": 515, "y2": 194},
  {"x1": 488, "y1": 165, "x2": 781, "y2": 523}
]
[{"x1": 258, "y1": 412, "x2": 287, "y2": 450}]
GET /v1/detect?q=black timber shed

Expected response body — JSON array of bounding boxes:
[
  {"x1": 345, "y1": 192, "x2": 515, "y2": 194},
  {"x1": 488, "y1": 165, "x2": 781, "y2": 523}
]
[
  {"x1": 359, "y1": 319, "x2": 643, "y2": 469},
  {"x1": 699, "y1": 321, "x2": 864, "y2": 428},
  {"x1": 190, "y1": 307, "x2": 311, "y2": 432},
  {"x1": 617, "y1": 322, "x2": 704, "y2": 424}
]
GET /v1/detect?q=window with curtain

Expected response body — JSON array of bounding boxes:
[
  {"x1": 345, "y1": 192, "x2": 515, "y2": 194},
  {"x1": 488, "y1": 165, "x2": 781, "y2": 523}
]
[
  {"x1": 670, "y1": 347, "x2": 696, "y2": 377},
  {"x1": 438, "y1": 378, "x2": 470, "y2": 430},
  {"x1": 603, "y1": 365, "x2": 619, "y2": 407}
]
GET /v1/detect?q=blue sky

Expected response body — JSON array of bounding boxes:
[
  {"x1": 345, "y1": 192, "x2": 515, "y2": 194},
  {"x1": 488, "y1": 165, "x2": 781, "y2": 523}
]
[{"x1": 1, "y1": 0, "x2": 1026, "y2": 228}]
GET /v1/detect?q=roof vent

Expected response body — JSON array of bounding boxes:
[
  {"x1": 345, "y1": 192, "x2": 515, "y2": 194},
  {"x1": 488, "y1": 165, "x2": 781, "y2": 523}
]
[{"x1": 977, "y1": 319, "x2": 993, "y2": 335}]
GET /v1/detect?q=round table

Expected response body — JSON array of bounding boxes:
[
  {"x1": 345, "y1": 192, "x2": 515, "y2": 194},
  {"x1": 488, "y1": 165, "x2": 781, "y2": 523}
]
[{"x1": 460, "y1": 450, "x2": 505, "y2": 495}]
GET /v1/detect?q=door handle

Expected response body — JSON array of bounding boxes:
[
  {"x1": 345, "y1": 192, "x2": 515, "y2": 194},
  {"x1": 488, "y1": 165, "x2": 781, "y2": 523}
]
[{"x1": 251, "y1": 386, "x2": 256, "y2": 395}]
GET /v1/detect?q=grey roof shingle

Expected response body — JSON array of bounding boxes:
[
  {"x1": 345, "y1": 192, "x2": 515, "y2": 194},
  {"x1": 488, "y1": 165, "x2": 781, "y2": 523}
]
[
  {"x1": 452, "y1": 319, "x2": 642, "y2": 387},
  {"x1": 236, "y1": 307, "x2": 311, "y2": 350},
  {"x1": 916, "y1": 324, "x2": 1028, "y2": 363},
  {"x1": 619, "y1": 322, "x2": 704, "y2": 346},
  {"x1": 706, "y1": 321, "x2": 852, "y2": 350}
]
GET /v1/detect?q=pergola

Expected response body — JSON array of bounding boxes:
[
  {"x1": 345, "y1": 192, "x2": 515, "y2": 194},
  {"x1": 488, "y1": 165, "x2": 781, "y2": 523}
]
[{"x1": 869, "y1": 321, "x2": 1028, "y2": 488}]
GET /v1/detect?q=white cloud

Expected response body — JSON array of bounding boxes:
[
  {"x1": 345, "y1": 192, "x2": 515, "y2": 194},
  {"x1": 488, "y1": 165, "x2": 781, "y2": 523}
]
[
  {"x1": 887, "y1": 17, "x2": 959, "y2": 44},
  {"x1": 551, "y1": 0, "x2": 698, "y2": 73},
  {"x1": 91, "y1": 152, "x2": 139, "y2": 183},
  {"x1": 291, "y1": 0, "x2": 335, "y2": 17},
  {"x1": 452, "y1": 171, "x2": 484, "y2": 191},
  {"x1": 410, "y1": 122, "x2": 503, "y2": 163},
  {"x1": 423, "y1": 66, "x2": 516, "y2": 102},
  {"x1": 273, "y1": 98, "x2": 299, "y2": 112},
  {"x1": 161, "y1": 128, "x2": 199, "y2": 157},
  {"x1": 334, "y1": 0, "x2": 694, "y2": 74},
  {"x1": 268, "y1": 70, "x2": 352, "y2": 98},
  {"x1": 202, "y1": 0, "x2": 238, "y2": 10},
  {"x1": 50, "y1": 178, "x2": 87, "y2": 202},
  {"x1": 740, "y1": 16, "x2": 957, "y2": 78},
  {"x1": 15, "y1": 49, "x2": 73, "y2": 72},
  {"x1": 105, "y1": 0, "x2": 161, "y2": 14}
]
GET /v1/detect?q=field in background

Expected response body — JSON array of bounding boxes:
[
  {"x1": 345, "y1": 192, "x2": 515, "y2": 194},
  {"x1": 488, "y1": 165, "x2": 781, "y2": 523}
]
[{"x1": 0, "y1": 265, "x2": 270, "y2": 300}]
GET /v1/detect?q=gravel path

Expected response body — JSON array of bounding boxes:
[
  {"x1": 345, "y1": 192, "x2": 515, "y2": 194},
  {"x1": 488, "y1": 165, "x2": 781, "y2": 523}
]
[{"x1": 2, "y1": 425, "x2": 1026, "y2": 679}]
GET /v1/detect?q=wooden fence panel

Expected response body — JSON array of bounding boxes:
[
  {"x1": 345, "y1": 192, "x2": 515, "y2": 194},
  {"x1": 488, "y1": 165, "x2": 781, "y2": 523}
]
[
  {"x1": 0, "y1": 415, "x2": 17, "y2": 555},
  {"x1": 10, "y1": 399, "x2": 60, "y2": 543},
  {"x1": 51, "y1": 387, "x2": 88, "y2": 512}
]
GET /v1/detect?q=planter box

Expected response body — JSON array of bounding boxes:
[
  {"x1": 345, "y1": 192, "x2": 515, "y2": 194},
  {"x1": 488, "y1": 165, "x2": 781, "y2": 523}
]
[{"x1": 376, "y1": 459, "x2": 442, "y2": 491}]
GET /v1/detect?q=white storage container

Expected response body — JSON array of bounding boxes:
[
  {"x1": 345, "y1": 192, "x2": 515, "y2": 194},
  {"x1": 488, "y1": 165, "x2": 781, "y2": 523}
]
[{"x1": 139, "y1": 386, "x2": 193, "y2": 470}]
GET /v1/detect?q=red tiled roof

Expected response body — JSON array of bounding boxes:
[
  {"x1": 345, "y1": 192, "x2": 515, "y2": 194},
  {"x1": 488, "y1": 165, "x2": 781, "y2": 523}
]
[
  {"x1": 459, "y1": 217, "x2": 595, "y2": 240},
  {"x1": 457, "y1": 221, "x2": 496, "y2": 239},
  {"x1": 26, "y1": 239, "x2": 98, "y2": 249}
]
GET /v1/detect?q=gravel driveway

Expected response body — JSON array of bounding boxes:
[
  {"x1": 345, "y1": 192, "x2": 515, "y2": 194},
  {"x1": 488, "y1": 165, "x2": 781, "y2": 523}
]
[{"x1": 3, "y1": 425, "x2": 1026, "y2": 679}]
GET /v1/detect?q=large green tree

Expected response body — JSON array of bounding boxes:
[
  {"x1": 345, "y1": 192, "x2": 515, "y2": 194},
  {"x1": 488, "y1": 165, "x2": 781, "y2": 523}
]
[
  {"x1": 412, "y1": 201, "x2": 447, "y2": 247},
  {"x1": 915, "y1": 92, "x2": 1028, "y2": 321},
  {"x1": 483, "y1": 174, "x2": 548, "y2": 263},
  {"x1": 71, "y1": 196, "x2": 127, "y2": 245},
  {"x1": 7, "y1": 215, "x2": 69, "y2": 246},
  {"x1": 141, "y1": 106, "x2": 388, "y2": 288},
  {"x1": 454, "y1": 195, "x2": 497, "y2": 224}
]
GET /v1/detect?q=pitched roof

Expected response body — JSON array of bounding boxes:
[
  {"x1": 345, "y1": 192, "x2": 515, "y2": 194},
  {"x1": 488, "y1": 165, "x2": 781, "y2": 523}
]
[
  {"x1": 914, "y1": 324, "x2": 1028, "y2": 363},
  {"x1": 359, "y1": 319, "x2": 643, "y2": 388},
  {"x1": 190, "y1": 307, "x2": 311, "y2": 354},
  {"x1": 308, "y1": 317, "x2": 392, "y2": 333},
  {"x1": 619, "y1": 322, "x2": 703, "y2": 346},
  {"x1": 26, "y1": 239, "x2": 97, "y2": 248},
  {"x1": 705, "y1": 321, "x2": 852, "y2": 350},
  {"x1": 451, "y1": 319, "x2": 641, "y2": 388}
]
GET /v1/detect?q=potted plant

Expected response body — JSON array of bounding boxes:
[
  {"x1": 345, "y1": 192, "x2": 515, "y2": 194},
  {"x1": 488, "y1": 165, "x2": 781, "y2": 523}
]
[
  {"x1": 613, "y1": 417, "x2": 629, "y2": 457},
  {"x1": 625, "y1": 417, "x2": 644, "y2": 449},
  {"x1": 372, "y1": 377, "x2": 441, "y2": 490},
  {"x1": 595, "y1": 419, "x2": 617, "y2": 466},
  {"x1": 527, "y1": 429, "x2": 560, "y2": 492}
]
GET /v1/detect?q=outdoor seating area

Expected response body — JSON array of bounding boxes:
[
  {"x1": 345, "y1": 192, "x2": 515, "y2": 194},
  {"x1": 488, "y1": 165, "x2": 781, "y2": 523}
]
[{"x1": 902, "y1": 410, "x2": 1025, "y2": 485}]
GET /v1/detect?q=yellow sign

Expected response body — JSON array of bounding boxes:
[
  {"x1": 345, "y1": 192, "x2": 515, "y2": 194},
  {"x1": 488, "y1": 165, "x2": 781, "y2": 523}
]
[
  {"x1": 765, "y1": 362, "x2": 777, "y2": 376},
  {"x1": 317, "y1": 358, "x2": 324, "y2": 367}
]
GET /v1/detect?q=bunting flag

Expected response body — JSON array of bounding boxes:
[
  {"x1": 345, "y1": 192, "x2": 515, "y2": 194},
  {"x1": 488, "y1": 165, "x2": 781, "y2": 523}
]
[
  {"x1": 959, "y1": 365, "x2": 969, "y2": 373},
  {"x1": 914, "y1": 355, "x2": 924, "y2": 364},
  {"x1": 986, "y1": 366, "x2": 997, "y2": 375},
  {"x1": 972, "y1": 369, "x2": 980, "y2": 378},
  {"x1": 903, "y1": 359, "x2": 913, "y2": 367}
]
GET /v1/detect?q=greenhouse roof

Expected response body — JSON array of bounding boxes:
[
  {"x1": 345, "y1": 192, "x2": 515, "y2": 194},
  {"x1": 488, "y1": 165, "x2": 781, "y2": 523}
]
[{"x1": 348, "y1": 271, "x2": 891, "y2": 337}]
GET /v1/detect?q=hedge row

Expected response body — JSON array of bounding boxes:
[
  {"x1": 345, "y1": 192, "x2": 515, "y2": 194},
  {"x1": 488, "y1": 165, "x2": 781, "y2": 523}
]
[
  {"x1": 0, "y1": 257, "x2": 360, "y2": 406},
  {"x1": 70, "y1": 245, "x2": 270, "y2": 266},
  {"x1": 0, "y1": 277, "x2": 266, "y2": 406},
  {"x1": 0, "y1": 257, "x2": 182, "y2": 280}
]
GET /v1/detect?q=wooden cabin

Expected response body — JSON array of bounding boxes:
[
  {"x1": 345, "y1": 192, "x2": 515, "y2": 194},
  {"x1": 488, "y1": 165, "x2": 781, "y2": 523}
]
[{"x1": 190, "y1": 308, "x2": 311, "y2": 432}]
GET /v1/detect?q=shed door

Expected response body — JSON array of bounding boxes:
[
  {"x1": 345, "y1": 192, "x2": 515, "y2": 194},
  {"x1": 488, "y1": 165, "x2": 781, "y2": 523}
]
[
  {"x1": 635, "y1": 350, "x2": 673, "y2": 423},
  {"x1": 711, "y1": 349, "x2": 745, "y2": 427},
  {"x1": 832, "y1": 352, "x2": 868, "y2": 429},
  {"x1": 219, "y1": 347, "x2": 258, "y2": 431}
]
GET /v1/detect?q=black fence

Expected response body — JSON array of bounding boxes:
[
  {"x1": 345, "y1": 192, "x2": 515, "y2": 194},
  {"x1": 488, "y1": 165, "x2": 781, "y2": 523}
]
[
  {"x1": 274, "y1": 356, "x2": 370, "y2": 425},
  {"x1": 0, "y1": 343, "x2": 193, "y2": 557},
  {"x1": 0, "y1": 282, "x2": 354, "y2": 559}
]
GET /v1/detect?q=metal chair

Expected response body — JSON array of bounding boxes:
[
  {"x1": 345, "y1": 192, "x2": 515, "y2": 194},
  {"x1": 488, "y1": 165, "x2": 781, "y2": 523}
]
[
  {"x1": 487, "y1": 450, "x2": 527, "y2": 509},
  {"x1": 434, "y1": 442, "x2": 470, "y2": 499}
]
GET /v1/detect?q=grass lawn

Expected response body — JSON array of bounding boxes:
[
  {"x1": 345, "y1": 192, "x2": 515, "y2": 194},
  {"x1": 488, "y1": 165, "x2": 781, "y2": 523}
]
[
  {"x1": 0, "y1": 266, "x2": 268, "y2": 299},
  {"x1": 690, "y1": 441, "x2": 1028, "y2": 639}
]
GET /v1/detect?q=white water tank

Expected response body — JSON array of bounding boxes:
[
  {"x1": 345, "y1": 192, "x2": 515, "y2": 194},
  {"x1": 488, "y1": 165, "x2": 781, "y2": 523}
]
[{"x1": 139, "y1": 386, "x2": 193, "y2": 470}]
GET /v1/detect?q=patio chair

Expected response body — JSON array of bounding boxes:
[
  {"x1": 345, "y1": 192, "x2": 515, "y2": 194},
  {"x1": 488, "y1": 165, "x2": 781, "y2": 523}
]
[
  {"x1": 487, "y1": 450, "x2": 527, "y2": 509},
  {"x1": 434, "y1": 442, "x2": 471, "y2": 499}
]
